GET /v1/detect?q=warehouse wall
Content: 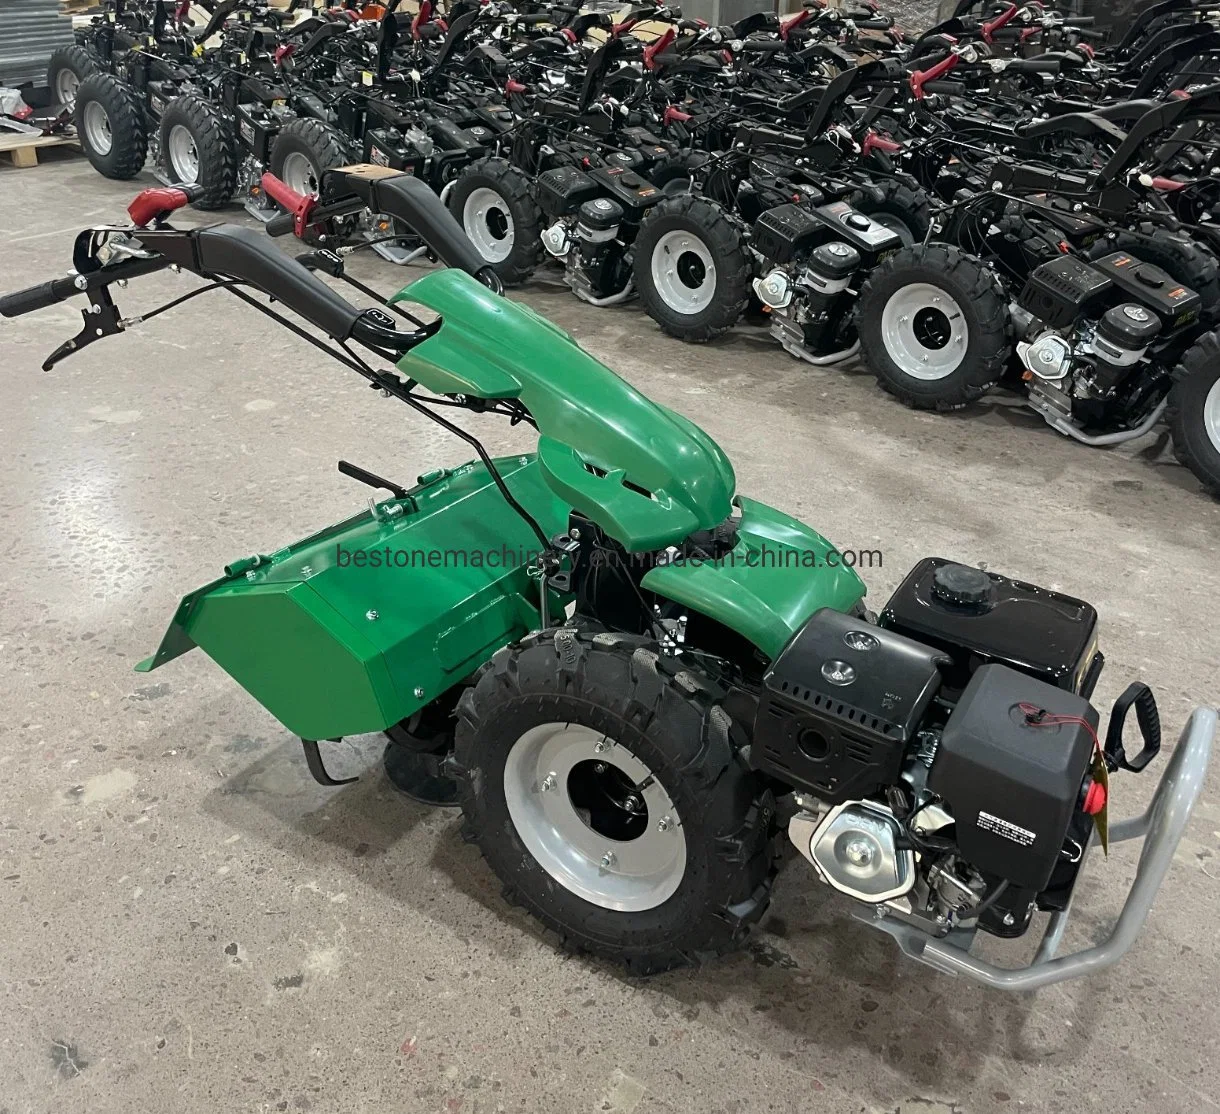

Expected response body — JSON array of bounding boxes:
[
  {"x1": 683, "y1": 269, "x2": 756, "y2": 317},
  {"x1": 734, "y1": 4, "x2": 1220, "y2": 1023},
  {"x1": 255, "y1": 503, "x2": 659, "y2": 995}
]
[{"x1": 0, "y1": 0, "x2": 74, "y2": 86}]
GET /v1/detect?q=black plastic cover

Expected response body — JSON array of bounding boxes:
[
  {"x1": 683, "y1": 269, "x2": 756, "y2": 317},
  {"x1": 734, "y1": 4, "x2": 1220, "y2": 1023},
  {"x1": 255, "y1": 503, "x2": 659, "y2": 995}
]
[
  {"x1": 1018, "y1": 254, "x2": 1112, "y2": 329},
  {"x1": 587, "y1": 165, "x2": 664, "y2": 213},
  {"x1": 577, "y1": 196, "x2": 624, "y2": 232},
  {"x1": 1096, "y1": 302, "x2": 1161, "y2": 351},
  {"x1": 536, "y1": 166, "x2": 603, "y2": 217},
  {"x1": 928, "y1": 663, "x2": 1098, "y2": 892},
  {"x1": 810, "y1": 201, "x2": 900, "y2": 255},
  {"x1": 807, "y1": 241, "x2": 861, "y2": 281},
  {"x1": 752, "y1": 608, "x2": 946, "y2": 803},
  {"x1": 1092, "y1": 251, "x2": 1201, "y2": 327},
  {"x1": 880, "y1": 558, "x2": 1098, "y2": 696},
  {"x1": 752, "y1": 203, "x2": 824, "y2": 266}
]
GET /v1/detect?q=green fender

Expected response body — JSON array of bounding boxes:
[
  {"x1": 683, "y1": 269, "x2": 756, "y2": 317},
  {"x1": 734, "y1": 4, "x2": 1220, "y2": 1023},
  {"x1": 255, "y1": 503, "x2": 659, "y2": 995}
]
[
  {"x1": 641, "y1": 497, "x2": 867, "y2": 659},
  {"x1": 393, "y1": 270, "x2": 735, "y2": 552}
]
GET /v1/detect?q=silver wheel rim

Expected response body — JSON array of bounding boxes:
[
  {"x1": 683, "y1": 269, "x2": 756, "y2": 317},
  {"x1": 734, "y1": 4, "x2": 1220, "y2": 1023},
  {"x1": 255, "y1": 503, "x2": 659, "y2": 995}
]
[
  {"x1": 168, "y1": 123, "x2": 199, "y2": 183},
  {"x1": 651, "y1": 229, "x2": 715, "y2": 315},
  {"x1": 880, "y1": 282, "x2": 967, "y2": 381},
  {"x1": 1205, "y1": 377, "x2": 1220, "y2": 454},
  {"x1": 82, "y1": 100, "x2": 112, "y2": 156},
  {"x1": 462, "y1": 187, "x2": 514, "y2": 263},
  {"x1": 868, "y1": 211, "x2": 916, "y2": 247},
  {"x1": 281, "y1": 150, "x2": 320, "y2": 197},
  {"x1": 503, "y1": 722, "x2": 687, "y2": 912},
  {"x1": 56, "y1": 68, "x2": 80, "y2": 108}
]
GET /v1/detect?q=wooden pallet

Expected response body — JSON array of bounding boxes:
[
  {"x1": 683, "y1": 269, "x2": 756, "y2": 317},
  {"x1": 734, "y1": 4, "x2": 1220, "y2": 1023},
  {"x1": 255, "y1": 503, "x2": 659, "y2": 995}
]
[{"x1": 0, "y1": 131, "x2": 79, "y2": 169}]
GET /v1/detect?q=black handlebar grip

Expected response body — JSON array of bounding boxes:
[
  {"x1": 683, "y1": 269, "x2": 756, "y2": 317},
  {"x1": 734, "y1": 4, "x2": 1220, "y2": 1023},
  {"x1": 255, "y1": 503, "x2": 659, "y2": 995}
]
[
  {"x1": 923, "y1": 79, "x2": 966, "y2": 94},
  {"x1": 0, "y1": 276, "x2": 78, "y2": 318},
  {"x1": 265, "y1": 210, "x2": 297, "y2": 238},
  {"x1": 1070, "y1": 15, "x2": 1096, "y2": 25},
  {"x1": 989, "y1": 26, "x2": 1026, "y2": 40},
  {"x1": 1009, "y1": 58, "x2": 1061, "y2": 73},
  {"x1": 1076, "y1": 27, "x2": 1106, "y2": 41},
  {"x1": 739, "y1": 38, "x2": 787, "y2": 52}
]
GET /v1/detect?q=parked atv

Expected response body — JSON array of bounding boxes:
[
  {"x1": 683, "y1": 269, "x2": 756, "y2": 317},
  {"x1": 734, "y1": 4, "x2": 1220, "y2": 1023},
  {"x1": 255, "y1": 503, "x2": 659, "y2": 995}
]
[{"x1": 1, "y1": 172, "x2": 1213, "y2": 991}]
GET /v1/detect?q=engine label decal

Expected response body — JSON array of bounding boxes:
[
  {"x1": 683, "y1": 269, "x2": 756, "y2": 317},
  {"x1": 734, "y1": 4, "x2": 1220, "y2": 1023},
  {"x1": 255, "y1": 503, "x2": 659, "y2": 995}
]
[{"x1": 976, "y1": 811, "x2": 1036, "y2": 846}]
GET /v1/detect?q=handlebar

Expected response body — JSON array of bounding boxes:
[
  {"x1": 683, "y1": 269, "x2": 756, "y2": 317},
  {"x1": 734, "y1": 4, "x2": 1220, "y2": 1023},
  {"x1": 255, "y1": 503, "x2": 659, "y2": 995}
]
[
  {"x1": 0, "y1": 254, "x2": 172, "y2": 319},
  {"x1": 1008, "y1": 57, "x2": 1061, "y2": 73},
  {"x1": 263, "y1": 170, "x2": 503, "y2": 293}
]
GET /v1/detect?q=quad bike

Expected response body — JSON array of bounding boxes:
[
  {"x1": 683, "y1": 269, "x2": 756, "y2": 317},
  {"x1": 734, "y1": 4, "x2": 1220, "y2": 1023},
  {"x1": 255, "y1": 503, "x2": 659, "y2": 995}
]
[{"x1": 1, "y1": 169, "x2": 1213, "y2": 990}]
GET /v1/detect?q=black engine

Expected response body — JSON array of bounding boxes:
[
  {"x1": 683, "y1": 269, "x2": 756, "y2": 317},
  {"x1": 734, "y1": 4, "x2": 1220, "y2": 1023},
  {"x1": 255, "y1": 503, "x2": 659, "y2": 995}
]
[{"x1": 752, "y1": 559, "x2": 1111, "y2": 937}]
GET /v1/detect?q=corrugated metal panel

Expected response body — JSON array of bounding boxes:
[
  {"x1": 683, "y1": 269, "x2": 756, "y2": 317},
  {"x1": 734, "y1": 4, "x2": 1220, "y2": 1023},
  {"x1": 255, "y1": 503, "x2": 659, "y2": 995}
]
[{"x1": 0, "y1": 0, "x2": 76, "y2": 88}]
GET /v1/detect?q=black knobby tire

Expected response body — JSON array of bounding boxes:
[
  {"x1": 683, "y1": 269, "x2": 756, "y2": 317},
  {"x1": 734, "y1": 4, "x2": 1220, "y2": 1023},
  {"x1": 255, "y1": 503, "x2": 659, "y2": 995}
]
[
  {"x1": 455, "y1": 629, "x2": 776, "y2": 975},
  {"x1": 75, "y1": 72, "x2": 148, "y2": 180},
  {"x1": 1168, "y1": 329, "x2": 1220, "y2": 496},
  {"x1": 446, "y1": 157, "x2": 543, "y2": 285},
  {"x1": 856, "y1": 243, "x2": 1012, "y2": 410},
  {"x1": 47, "y1": 45, "x2": 98, "y2": 110},
  {"x1": 1088, "y1": 230, "x2": 1220, "y2": 323},
  {"x1": 848, "y1": 179, "x2": 933, "y2": 247},
  {"x1": 158, "y1": 95, "x2": 239, "y2": 210},
  {"x1": 269, "y1": 116, "x2": 353, "y2": 197},
  {"x1": 633, "y1": 196, "x2": 750, "y2": 343}
]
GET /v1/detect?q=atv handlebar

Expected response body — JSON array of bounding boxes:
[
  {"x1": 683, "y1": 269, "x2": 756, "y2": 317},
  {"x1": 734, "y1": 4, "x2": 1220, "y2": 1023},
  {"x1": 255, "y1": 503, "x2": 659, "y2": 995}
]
[{"x1": 0, "y1": 277, "x2": 84, "y2": 318}]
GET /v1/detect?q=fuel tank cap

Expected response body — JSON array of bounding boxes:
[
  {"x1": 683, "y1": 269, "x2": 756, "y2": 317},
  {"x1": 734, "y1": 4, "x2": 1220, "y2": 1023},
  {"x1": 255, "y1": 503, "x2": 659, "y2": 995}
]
[{"x1": 931, "y1": 562, "x2": 994, "y2": 611}]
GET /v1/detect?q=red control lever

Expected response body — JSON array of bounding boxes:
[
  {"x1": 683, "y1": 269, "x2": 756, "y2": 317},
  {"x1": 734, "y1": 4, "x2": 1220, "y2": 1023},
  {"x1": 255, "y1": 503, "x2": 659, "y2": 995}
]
[
  {"x1": 909, "y1": 51, "x2": 958, "y2": 99},
  {"x1": 128, "y1": 187, "x2": 191, "y2": 229},
  {"x1": 261, "y1": 172, "x2": 317, "y2": 239},
  {"x1": 643, "y1": 27, "x2": 676, "y2": 70},
  {"x1": 780, "y1": 9, "x2": 812, "y2": 38},
  {"x1": 981, "y1": 3, "x2": 1019, "y2": 43}
]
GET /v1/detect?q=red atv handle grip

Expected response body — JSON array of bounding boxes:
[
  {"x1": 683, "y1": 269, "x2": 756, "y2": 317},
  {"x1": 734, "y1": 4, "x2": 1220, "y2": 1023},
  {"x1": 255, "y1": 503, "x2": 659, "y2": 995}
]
[{"x1": 261, "y1": 172, "x2": 317, "y2": 239}]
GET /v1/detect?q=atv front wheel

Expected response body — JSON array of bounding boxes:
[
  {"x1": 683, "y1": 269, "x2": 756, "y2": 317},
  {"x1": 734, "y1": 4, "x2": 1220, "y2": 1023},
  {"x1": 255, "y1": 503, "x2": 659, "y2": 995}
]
[
  {"x1": 634, "y1": 196, "x2": 750, "y2": 342},
  {"x1": 455, "y1": 629, "x2": 775, "y2": 974},
  {"x1": 270, "y1": 117, "x2": 352, "y2": 198},
  {"x1": 1168, "y1": 329, "x2": 1220, "y2": 496},
  {"x1": 159, "y1": 95, "x2": 239, "y2": 210},
  {"x1": 446, "y1": 158, "x2": 542, "y2": 285},
  {"x1": 848, "y1": 179, "x2": 932, "y2": 247},
  {"x1": 47, "y1": 45, "x2": 98, "y2": 111},
  {"x1": 856, "y1": 244, "x2": 1011, "y2": 410},
  {"x1": 75, "y1": 73, "x2": 147, "y2": 180}
]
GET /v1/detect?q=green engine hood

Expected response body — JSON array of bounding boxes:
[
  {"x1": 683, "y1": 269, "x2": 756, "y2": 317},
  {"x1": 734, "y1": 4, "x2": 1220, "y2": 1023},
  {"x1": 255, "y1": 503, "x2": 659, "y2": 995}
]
[{"x1": 392, "y1": 270, "x2": 735, "y2": 552}]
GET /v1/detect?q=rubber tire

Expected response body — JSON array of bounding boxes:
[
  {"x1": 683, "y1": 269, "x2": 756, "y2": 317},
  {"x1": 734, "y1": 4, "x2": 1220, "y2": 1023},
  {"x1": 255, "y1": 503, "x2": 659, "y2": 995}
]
[
  {"x1": 75, "y1": 72, "x2": 147, "y2": 180},
  {"x1": 455, "y1": 629, "x2": 776, "y2": 975},
  {"x1": 1088, "y1": 230, "x2": 1220, "y2": 323},
  {"x1": 1168, "y1": 329, "x2": 1220, "y2": 496},
  {"x1": 634, "y1": 196, "x2": 750, "y2": 343},
  {"x1": 47, "y1": 45, "x2": 98, "y2": 110},
  {"x1": 856, "y1": 244, "x2": 1012, "y2": 410},
  {"x1": 158, "y1": 95, "x2": 239, "y2": 210},
  {"x1": 446, "y1": 157, "x2": 543, "y2": 285},
  {"x1": 269, "y1": 116, "x2": 352, "y2": 197},
  {"x1": 848, "y1": 179, "x2": 932, "y2": 247}
]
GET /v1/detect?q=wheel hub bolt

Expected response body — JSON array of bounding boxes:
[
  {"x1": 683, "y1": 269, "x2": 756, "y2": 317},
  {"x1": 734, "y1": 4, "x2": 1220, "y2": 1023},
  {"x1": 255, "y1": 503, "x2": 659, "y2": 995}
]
[
  {"x1": 600, "y1": 851, "x2": 616, "y2": 868},
  {"x1": 657, "y1": 815, "x2": 672, "y2": 832},
  {"x1": 593, "y1": 762, "x2": 606, "y2": 774},
  {"x1": 540, "y1": 772, "x2": 557, "y2": 792}
]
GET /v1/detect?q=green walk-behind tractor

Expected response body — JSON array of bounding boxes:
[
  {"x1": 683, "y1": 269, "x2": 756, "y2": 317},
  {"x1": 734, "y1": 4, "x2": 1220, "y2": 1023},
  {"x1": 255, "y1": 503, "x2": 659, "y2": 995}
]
[{"x1": 2, "y1": 166, "x2": 1213, "y2": 990}]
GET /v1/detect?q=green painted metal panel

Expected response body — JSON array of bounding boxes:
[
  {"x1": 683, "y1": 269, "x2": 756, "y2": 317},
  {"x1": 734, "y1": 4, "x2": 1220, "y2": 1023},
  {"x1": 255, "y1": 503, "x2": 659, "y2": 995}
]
[
  {"x1": 640, "y1": 497, "x2": 868, "y2": 659},
  {"x1": 391, "y1": 270, "x2": 736, "y2": 552},
  {"x1": 141, "y1": 456, "x2": 570, "y2": 741}
]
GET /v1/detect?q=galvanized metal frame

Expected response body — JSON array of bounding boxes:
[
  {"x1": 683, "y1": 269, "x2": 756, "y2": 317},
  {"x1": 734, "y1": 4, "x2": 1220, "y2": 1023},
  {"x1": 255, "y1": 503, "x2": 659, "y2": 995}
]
[{"x1": 855, "y1": 707, "x2": 1217, "y2": 990}]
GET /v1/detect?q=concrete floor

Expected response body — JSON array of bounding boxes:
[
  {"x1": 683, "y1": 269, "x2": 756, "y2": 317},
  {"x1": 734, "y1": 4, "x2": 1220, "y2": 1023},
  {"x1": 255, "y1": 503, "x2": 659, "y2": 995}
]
[{"x1": 1, "y1": 150, "x2": 1218, "y2": 1114}]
